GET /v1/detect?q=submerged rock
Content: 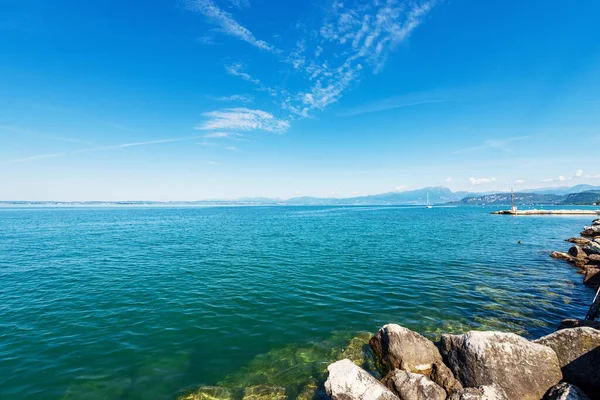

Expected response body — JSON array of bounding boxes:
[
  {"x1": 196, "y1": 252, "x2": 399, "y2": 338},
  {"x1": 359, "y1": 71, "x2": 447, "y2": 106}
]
[
  {"x1": 544, "y1": 382, "x2": 591, "y2": 400},
  {"x1": 535, "y1": 327, "x2": 600, "y2": 399},
  {"x1": 325, "y1": 359, "x2": 399, "y2": 400},
  {"x1": 438, "y1": 331, "x2": 562, "y2": 400},
  {"x1": 447, "y1": 385, "x2": 508, "y2": 400},
  {"x1": 382, "y1": 369, "x2": 446, "y2": 400},
  {"x1": 558, "y1": 319, "x2": 600, "y2": 331},
  {"x1": 369, "y1": 324, "x2": 443, "y2": 375},
  {"x1": 242, "y1": 386, "x2": 286, "y2": 400},
  {"x1": 179, "y1": 386, "x2": 233, "y2": 400}
]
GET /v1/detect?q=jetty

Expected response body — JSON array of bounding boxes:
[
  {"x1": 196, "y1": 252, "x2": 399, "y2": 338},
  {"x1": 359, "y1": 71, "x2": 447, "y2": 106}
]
[{"x1": 492, "y1": 209, "x2": 600, "y2": 215}]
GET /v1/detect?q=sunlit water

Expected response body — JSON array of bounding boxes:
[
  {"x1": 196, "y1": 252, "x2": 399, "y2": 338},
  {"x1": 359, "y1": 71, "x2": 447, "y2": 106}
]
[{"x1": 0, "y1": 206, "x2": 596, "y2": 399}]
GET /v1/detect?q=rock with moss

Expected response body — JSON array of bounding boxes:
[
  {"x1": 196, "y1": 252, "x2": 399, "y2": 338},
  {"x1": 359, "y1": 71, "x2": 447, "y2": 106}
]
[
  {"x1": 535, "y1": 327, "x2": 600, "y2": 399},
  {"x1": 325, "y1": 359, "x2": 399, "y2": 400},
  {"x1": 382, "y1": 369, "x2": 446, "y2": 400},
  {"x1": 544, "y1": 382, "x2": 591, "y2": 400},
  {"x1": 447, "y1": 385, "x2": 508, "y2": 400},
  {"x1": 179, "y1": 386, "x2": 234, "y2": 400},
  {"x1": 438, "y1": 331, "x2": 562, "y2": 400}
]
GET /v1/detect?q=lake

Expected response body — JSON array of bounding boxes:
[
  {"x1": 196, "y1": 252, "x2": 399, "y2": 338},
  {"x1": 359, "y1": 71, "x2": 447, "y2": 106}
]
[{"x1": 0, "y1": 206, "x2": 595, "y2": 399}]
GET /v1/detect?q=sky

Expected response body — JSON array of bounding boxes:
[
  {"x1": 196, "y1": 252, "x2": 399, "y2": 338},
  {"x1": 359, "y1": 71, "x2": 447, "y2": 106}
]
[{"x1": 1, "y1": 0, "x2": 599, "y2": 201}]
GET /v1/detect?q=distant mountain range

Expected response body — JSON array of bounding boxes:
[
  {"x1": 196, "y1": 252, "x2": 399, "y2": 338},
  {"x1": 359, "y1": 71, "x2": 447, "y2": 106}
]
[
  {"x1": 2, "y1": 185, "x2": 600, "y2": 206},
  {"x1": 452, "y1": 191, "x2": 600, "y2": 206}
]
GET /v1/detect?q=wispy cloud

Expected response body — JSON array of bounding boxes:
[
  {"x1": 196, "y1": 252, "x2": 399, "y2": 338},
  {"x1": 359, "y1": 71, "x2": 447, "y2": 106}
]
[
  {"x1": 469, "y1": 177, "x2": 496, "y2": 185},
  {"x1": 229, "y1": 0, "x2": 250, "y2": 9},
  {"x1": 225, "y1": 146, "x2": 239, "y2": 151},
  {"x1": 453, "y1": 136, "x2": 534, "y2": 155},
  {"x1": 542, "y1": 169, "x2": 600, "y2": 183},
  {"x1": 225, "y1": 63, "x2": 261, "y2": 84},
  {"x1": 207, "y1": 160, "x2": 221, "y2": 165},
  {"x1": 195, "y1": 108, "x2": 290, "y2": 134},
  {"x1": 211, "y1": 94, "x2": 253, "y2": 103},
  {"x1": 0, "y1": 125, "x2": 96, "y2": 146},
  {"x1": 3, "y1": 135, "x2": 203, "y2": 164},
  {"x1": 182, "y1": 0, "x2": 279, "y2": 52},
  {"x1": 339, "y1": 90, "x2": 448, "y2": 116}
]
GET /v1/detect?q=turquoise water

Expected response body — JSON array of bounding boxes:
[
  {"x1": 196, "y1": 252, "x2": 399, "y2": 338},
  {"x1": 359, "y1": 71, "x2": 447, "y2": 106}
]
[{"x1": 0, "y1": 206, "x2": 596, "y2": 399}]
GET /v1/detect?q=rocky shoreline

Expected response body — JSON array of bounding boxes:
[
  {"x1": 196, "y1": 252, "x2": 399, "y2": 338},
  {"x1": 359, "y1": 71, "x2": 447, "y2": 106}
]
[{"x1": 182, "y1": 218, "x2": 600, "y2": 400}]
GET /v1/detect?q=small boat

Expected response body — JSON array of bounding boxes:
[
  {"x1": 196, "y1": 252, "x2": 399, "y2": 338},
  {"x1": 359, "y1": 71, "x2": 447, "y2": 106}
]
[{"x1": 426, "y1": 192, "x2": 432, "y2": 209}]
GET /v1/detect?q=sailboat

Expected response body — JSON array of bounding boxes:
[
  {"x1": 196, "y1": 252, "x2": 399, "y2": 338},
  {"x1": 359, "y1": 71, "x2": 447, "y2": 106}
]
[{"x1": 426, "y1": 192, "x2": 433, "y2": 209}]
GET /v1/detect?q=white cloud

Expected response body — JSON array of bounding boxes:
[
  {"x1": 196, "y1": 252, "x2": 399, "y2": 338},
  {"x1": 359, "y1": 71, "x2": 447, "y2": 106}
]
[
  {"x1": 558, "y1": 176, "x2": 566, "y2": 181},
  {"x1": 445, "y1": 177, "x2": 452, "y2": 183},
  {"x1": 229, "y1": 0, "x2": 250, "y2": 9},
  {"x1": 574, "y1": 169, "x2": 584, "y2": 178},
  {"x1": 183, "y1": 0, "x2": 279, "y2": 53},
  {"x1": 225, "y1": 63, "x2": 261, "y2": 85},
  {"x1": 196, "y1": 108, "x2": 290, "y2": 134},
  {"x1": 469, "y1": 177, "x2": 496, "y2": 186},
  {"x1": 211, "y1": 94, "x2": 253, "y2": 103},
  {"x1": 207, "y1": 160, "x2": 221, "y2": 165},
  {"x1": 225, "y1": 146, "x2": 239, "y2": 151},
  {"x1": 453, "y1": 136, "x2": 534, "y2": 154},
  {"x1": 394, "y1": 185, "x2": 409, "y2": 192},
  {"x1": 203, "y1": 132, "x2": 232, "y2": 138},
  {"x1": 515, "y1": 179, "x2": 525, "y2": 184}
]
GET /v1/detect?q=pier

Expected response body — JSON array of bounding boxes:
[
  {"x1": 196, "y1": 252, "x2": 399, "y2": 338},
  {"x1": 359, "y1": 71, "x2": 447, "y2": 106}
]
[{"x1": 492, "y1": 209, "x2": 600, "y2": 215}]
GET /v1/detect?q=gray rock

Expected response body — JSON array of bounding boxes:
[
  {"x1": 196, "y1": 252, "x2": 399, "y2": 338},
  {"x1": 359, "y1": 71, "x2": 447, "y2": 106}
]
[
  {"x1": 588, "y1": 254, "x2": 600, "y2": 265},
  {"x1": 447, "y1": 385, "x2": 508, "y2": 400},
  {"x1": 551, "y1": 252, "x2": 576, "y2": 262},
  {"x1": 593, "y1": 219, "x2": 600, "y2": 226},
  {"x1": 535, "y1": 327, "x2": 600, "y2": 399},
  {"x1": 438, "y1": 331, "x2": 562, "y2": 400},
  {"x1": 369, "y1": 324, "x2": 443, "y2": 375},
  {"x1": 559, "y1": 319, "x2": 600, "y2": 331},
  {"x1": 582, "y1": 225, "x2": 600, "y2": 237},
  {"x1": 584, "y1": 242, "x2": 600, "y2": 255},
  {"x1": 569, "y1": 246, "x2": 589, "y2": 259},
  {"x1": 325, "y1": 359, "x2": 399, "y2": 400},
  {"x1": 567, "y1": 237, "x2": 592, "y2": 246},
  {"x1": 584, "y1": 268, "x2": 600, "y2": 286},
  {"x1": 430, "y1": 361, "x2": 463, "y2": 395},
  {"x1": 544, "y1": 383, "x2": 591, "y2": 400},
  {"x1": 382, "y1": 369, "x2": 446, "y2": 400}
]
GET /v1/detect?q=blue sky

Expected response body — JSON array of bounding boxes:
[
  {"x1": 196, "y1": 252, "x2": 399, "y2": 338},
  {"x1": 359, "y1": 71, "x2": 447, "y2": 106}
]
[{"x1": 1, "y1": 0, "x2": 599, "y2": 201}]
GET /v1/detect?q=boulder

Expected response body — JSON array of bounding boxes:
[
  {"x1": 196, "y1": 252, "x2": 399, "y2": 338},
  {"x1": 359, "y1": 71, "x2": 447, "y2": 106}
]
[
  {"x1": 567, "y1": 237, "x2": 592, "y2": 246},
  {"x1": 535, "y1": 327, "x2": 600, "y2": 399},
  {"x1": 558, "y1": 319, "x2": 600, "y2": 331},
  {"x1": 382, "y1": 369, "x2": 446, "y2": 400},
  {"x1": 593, "y1": 219, "x2": 600, "y2": 226},
  {"x1": 588, "y1": 254, "x2": 600, "y2": 265},
  {"x1": 569, "y1": 246, "x2": 589, "y2": 259},
  {"x1": 551, "y1": 252, "x2": 576, "y2": 262},
  {"x1": 369, "y1": 324, "x2": 443, "y2": 375},
  {"x1": 438, "y1": 331, "x2": 562, "y2": 400},
  {"x1": 325, "y1": 359, "x2": 399, "y2": 400},
  {"x1": 582, "y1": 226, "x2": 600, "y2": 237},
  {"x1": 447, "y1": 385, "x2": 508, "y2": 400},
  {"x1": 595, "y1": 238, "x2": 600, "y2": 244},
  {"x1": 584, "y1": 268, "x2": 600, "y2": 286},
  {"x1": 430, "y1": 361, "x2": 463, "y2": 395},
  {"x1": 544, "y1": 383, "x2": 591, "y2": 400},
  {"x1": 584, "y1": 242, "x2": 600, "y2": 255}
]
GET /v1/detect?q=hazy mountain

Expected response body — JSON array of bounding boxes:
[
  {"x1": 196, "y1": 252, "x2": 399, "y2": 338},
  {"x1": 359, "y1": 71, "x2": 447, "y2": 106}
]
[
  {"x1": 453, "y1": 190, "x2": 600, "y2": 206},
  {"x1": 283, "y1": 187, "x2": 461, "y2": 205},
  {"x1": 525, "y1": 184, "x2": 600, "y2": 195}
]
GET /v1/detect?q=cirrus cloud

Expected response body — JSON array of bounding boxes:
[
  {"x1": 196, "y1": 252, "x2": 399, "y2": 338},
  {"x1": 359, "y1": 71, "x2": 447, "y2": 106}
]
[{"x1": 195, "y1": 108, "x2": 290, "y2": 134}]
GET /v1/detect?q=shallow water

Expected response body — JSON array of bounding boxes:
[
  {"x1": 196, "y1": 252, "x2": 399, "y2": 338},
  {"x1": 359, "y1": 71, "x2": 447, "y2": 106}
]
[{"x1": 0, "y1": 206, "x2": 596, "y2": 399}]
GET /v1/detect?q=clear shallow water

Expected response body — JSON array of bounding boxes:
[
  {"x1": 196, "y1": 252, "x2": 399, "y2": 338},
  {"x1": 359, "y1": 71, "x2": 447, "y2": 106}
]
[{"x1": 0, "y1": 206, "x2": 596, "y2": 399}]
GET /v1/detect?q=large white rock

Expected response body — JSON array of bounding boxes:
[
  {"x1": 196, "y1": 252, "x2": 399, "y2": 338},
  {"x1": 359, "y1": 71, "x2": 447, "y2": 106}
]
[
  {"x1": 439, "y1": 331, "x2": 562, "y2": 400},
  {"x1": 325, "y1": 359, "x2": 399, "y2": 400}
]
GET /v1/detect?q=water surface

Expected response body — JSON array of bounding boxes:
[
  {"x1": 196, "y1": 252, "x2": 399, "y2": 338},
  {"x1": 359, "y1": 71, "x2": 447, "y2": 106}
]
[{"x1": 0, "y1": 206, "x2": 595, "y2": 399}]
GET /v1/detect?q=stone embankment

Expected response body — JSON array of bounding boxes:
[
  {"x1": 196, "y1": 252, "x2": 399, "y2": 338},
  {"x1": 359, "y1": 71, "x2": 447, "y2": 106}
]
[
  {"x1": 326, "y1": 324, "x2": 600, "y2": 400},
  {"x1": 551, "y1": 218, "x2": 600, "y2": 287}
]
